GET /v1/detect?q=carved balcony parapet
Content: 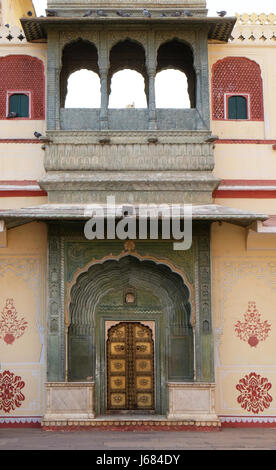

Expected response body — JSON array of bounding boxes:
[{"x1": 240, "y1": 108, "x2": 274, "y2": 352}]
[{"x1": 43, "y1": 130, "x2": 215, "y2": 172}]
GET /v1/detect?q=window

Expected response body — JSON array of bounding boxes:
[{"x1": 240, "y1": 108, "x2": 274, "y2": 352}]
[
  {"x1": 8, "y1": 93, "x2": 29, "y2": 118},
  {"x1": 65, "y1": 70, "x2": 101, "y2": 108},
  {"x1": 155, "y1": 69, "x2": 190, "y2": 108},
  {"x1": 227, "y1": 95, "x2": 248, "y2": 120}
]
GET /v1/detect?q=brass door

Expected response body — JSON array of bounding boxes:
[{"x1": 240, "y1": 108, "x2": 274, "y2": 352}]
[{"x1": 107, "y1": 322, "x2": 155, "y2": 411}]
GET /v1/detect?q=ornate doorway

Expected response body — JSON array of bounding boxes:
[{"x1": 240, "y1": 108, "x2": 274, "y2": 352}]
[{"x1": 106, "y1": 322, "x2": 155, "y2": 412}]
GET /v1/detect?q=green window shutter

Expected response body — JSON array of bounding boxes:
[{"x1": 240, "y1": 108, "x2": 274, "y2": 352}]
[
  {"x1": 228, "y1": 95, "x2": 248, "y2": 120},
  {"x1": 9, "y1": 94, "x2": 29, "y2": 117}
]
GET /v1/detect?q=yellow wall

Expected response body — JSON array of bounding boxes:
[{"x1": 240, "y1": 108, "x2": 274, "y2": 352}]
[
  {"x1": 0, "y1": 222, "x2": 47, "y2": 418},
  {"x1": 209, "y1": 19, "x2": 276, "y2": 203},
  {"x1": 212, "y1": 222, "x2": 276, "y2": 417},
  {"x1": 1, "y1": 0, "x2": 35, "y2": 27}
]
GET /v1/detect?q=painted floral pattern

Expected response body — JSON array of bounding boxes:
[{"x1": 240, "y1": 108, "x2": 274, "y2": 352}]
[
  {"x1": 0, "y1": 370, "x2": 25, "y2": 413},
  {"x1": 0, "y1": 299, "x2": 28, "y2": 345},
  {"x1": 234, "y1": 302, "x2": 271, "y2": 347},
  {"x1": 236, "y1": 372, "x2": 272, "y2": 414}
]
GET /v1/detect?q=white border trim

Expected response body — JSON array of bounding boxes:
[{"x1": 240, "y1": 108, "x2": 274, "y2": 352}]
[
  {"x1": 220, "y1": 416, "x2": 276, "y2": 424},
  {"x1": 0, "y1": 417, "x2": 41, "y2": 424}
]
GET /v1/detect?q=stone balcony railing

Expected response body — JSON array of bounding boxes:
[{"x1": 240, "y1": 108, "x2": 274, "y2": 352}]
[{"x1": 39, "y1": 129, "x2": 219, "y2": 204}]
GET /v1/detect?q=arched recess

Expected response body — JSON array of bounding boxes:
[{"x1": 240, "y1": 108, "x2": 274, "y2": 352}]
[
  {"x1": 155, "y1": 69, "x2": 190, "y2": 108},
  {"x1": 0, "y1": 55, "x2": 45, "y2": 119},
  {"x1": 212, "y1": 56, "x2": 264, "y2": 121},
  {"x1": 60, "y1": 39, "x2": 99, "y2": 108},
  {"x1": 108, "y1": 69, "x2": 147, "y2": 108},
  {"x1": 65, "y1": 69, "x2": 101, "y2": 108},
  {"x1": 108, "y1": 39, "x2": 148, "y2": 105},
  {"x1": 68, "y1": 256, "x2": 194, "y2": 413},
  {"x1": 156, "y1": 39, "x2": 196, "y2": 108}
]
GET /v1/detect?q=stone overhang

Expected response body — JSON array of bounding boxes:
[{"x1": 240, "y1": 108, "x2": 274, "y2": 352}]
[
  {"x1": 0, "y1": 204, "x2": 268, "y2": 230},
  {"x1": 20, "y1": 15, "x2": 236, "y2": 43}
]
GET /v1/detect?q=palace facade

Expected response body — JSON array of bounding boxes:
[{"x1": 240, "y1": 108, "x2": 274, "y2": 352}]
[{"x1": 0, "y1": 0, "x2": 276, "y2": 430}]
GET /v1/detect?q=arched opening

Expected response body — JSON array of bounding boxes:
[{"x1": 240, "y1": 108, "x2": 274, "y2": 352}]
[
  {"x1": 155, "y1": 69, "x2": 190, "y2": 108},
  {"x1": 108, "y1": 39, "x2": 147, "y2": 107},
  {"x1": 60, "y1": 39, "x2": 99, "y2": 108},
  {"x1": 68, "y1": 256, "x2": 193, "y2": 415},
  {"x1": 108, "y1": 70, "x2": 147, "y2": 108},
  {"x1": 65, "y1": 69, "x2": 101, "y2": 108},
  {"x1": 156, "y1": 40, "x2": 196, "y2": 108}
]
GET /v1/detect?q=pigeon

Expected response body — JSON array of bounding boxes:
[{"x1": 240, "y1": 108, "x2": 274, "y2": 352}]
[
  {"x1": 217, "y1": 10, "x2": 227, "y2": 17},
  {"x1": 4, "y1": 24, "x2": 9, "y2": 28},
  {"x1": 160, "y1": 13, "x2": 167, "y2": 17},
  {"x1": 34, "y1": 131, "x2": 42, "y2": 139},
  {"x1": 7, "y1": 112, "x2": 17, "y2": 118},
  {"x1": 46, "y1": 9, "x2": 57, "y2": 17},
  {"x1": 142, "y1": 9, "x2": 151, "y2": 18},
  {"x1": 83, "y1": 10, "x2": 93, "y2": 17},
  {"x1": 171, "y1": 11, "x2": 182, "y2": 17},
  {"x1": 184, "y1": 10, "x2": 193, "y2": 17},
  {"x1": 116, "y1": 10, "x2": 131, "y2": 17},
  {"x1": 97, "y1": 9, "x2": 108, "y2": 17}
]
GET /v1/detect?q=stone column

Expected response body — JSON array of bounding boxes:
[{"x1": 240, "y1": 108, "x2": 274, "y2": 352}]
[
  {"x1": 146, "y1": 36, "x2": 157, "y2": 130},
  {"x1": 147, "y1": 68, "x2": 157, "y2": 130},
  {"x1": 194, "y1": 29, "x2": 210, "y2": 130},
  {"x1": 47, "y1": 30, "x2": 61, "y2": 130},
  {"x1": 194, "y1": 224, "x2": 214, "y2": 383},
  {"x1": 99, "y1": 68, "x2": 109, "y2": 130},
  {"x1": 47, "y1": 227, "x2": 65, "y2": 382},
  {"x1": 98, "y1": 33, "x2": 109, "y2": 131}
]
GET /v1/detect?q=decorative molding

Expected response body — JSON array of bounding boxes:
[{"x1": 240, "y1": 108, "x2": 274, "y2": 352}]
[
  {"x1": 220, "y1": 415, "x2": 276, "y2": 427},
  {"x1": 60, "y1": 30, "x2": 100, "y2": 49},
  {"x1": 0, "y1": 25, "x2": 26, "y2": 44},
  {"x1": 230, "y1": 14, "x2": 276, "y2": 44},
  {"x1": 236, "y1": 13, "x2": 276, "y2": 26},
  {"x1": 65, "y1": 247, "x2": 195, "y2": 327},
  {"x1": 107, "y1": 30, "x2": 148, "y2": 52},
  {"x1": 0, "y1": 416, "x2": 41, "y2": 427}
]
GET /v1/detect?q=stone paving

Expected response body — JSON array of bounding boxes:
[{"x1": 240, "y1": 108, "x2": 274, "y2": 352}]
[{"x1": 0, "y1": 427, "x2": 276, "y2": 450}]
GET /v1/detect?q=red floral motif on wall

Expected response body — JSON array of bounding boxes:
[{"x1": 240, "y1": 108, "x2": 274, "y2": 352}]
[
  {"x1": 236, "y1": 372, "x2": 272, "y2": 414},
  {"x1": 0, "y1": 370, "x2": 25, "y2": 413},
  {"x1": 234, "y1": 302, "x2": 271, "y2": 347},
  {"x1": 0, "y1": 299, "x2": 28, "y2": 345}
]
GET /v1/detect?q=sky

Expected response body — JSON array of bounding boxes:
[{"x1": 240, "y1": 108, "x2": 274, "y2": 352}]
[
  {"x1": 31, "y1": 0, "x2": 276, "y2": 108},
  {"x1": 33, "y1": 0, "x2": 276, "y2": 17}
]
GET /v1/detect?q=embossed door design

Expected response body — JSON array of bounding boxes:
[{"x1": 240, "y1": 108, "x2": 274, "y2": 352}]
[{"x1": 107, "y1": 322, "x2": 155, "y2": 411}]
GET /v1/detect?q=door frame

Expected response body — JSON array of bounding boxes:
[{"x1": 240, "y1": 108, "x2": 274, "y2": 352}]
[{"x1": 95, "y1": 311, "x2": 167, "y2": 416}]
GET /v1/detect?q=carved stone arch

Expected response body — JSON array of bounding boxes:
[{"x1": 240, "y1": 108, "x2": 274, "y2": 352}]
[
  {"x1": 68, "y1": 255, "x2": 194, "y2": 386},
  {"x1": 107, "y1": 37, "x2": 148, "y2": 100},
  {"x1": 66, "y1": 252, "x2": 194, "y2": 326},
  {"x1": 59, "y1": 31, "x2": 100, "y2": 55},
  {"x1": 60, "y1": 37, "x2": 100, "y2": 107},
  {"x1": 107, "y1": 32, "x2": 148, "y2": 56},
  {"x1": 155, "y1": 38, "x2": 196, "y2": 108},
  {"x1": 154, "y1": 32, "x2": 196, "y2": 56}
]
